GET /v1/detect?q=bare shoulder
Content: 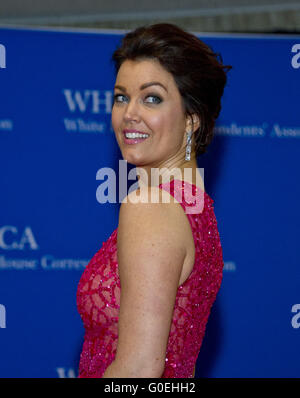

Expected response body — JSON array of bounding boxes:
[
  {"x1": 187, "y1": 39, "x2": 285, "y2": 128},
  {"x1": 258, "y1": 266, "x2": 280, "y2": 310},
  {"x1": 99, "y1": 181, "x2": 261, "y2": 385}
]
[
  {"x1": 121, "y1": 185, "x2": 179, "y2": 206},
  {"x1": 118, "y1": 185, "x2": 192, "y2": 261},
  {"x1": 119, "y1": 185, "x2": 186, "y2": 234}
]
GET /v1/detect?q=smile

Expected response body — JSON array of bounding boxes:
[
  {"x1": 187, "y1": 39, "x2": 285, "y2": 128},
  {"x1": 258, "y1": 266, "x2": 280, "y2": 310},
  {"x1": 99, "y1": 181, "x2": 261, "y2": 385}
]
[
  {"x1": 125, "y1": 132, "x2": 149, "y2": 138},
  {"x1": 123, "y1": 130, "x2": 150, "y2": 145}
]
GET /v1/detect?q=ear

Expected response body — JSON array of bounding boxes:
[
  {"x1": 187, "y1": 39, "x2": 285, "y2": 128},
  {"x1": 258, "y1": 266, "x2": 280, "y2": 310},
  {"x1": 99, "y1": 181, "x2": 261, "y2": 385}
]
[{"x1": 186, "y1": 114, "x2": 200, "y2": 133}]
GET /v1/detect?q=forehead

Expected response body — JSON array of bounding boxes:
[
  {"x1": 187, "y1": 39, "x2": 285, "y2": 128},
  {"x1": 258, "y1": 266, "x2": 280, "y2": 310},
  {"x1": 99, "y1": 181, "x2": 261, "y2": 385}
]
[{"x1": 115, "y1": 59, "x2": 176, "y2": 91}]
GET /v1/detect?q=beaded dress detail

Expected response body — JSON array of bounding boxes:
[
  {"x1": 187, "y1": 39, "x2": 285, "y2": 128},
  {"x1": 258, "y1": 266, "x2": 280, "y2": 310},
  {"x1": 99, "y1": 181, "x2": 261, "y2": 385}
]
[{"x1": 76, "y1": 179, "x2": 224, "y2": 378}]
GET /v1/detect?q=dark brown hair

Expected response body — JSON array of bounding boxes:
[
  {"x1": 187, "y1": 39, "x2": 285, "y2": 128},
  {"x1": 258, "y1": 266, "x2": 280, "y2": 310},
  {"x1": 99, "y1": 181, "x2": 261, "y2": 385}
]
[{"x1": 111, "y1": 23, "x2": 231, "y2": 157}]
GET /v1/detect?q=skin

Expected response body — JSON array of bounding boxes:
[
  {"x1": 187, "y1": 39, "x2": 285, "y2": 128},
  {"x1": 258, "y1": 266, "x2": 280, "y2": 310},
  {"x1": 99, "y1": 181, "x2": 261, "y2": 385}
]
[
  {"x1": 102, "y1": 59, "x2": 203, "y2": 378},
  {"x1": 112, "y1": 58, "x2": 202, "y2": 188}
]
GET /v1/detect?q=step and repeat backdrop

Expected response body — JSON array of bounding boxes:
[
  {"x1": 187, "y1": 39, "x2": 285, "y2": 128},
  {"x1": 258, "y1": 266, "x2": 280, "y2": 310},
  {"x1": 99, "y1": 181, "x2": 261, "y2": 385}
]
[{"x1": 0, "y1": 26, "x2": 299, "y2": 378}]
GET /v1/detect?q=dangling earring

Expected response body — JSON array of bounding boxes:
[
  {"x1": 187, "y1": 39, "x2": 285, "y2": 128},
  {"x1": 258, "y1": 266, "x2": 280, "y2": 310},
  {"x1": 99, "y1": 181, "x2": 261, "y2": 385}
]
[{"x1": 185, "y1": 130, "x2": 192, "y2": 161}]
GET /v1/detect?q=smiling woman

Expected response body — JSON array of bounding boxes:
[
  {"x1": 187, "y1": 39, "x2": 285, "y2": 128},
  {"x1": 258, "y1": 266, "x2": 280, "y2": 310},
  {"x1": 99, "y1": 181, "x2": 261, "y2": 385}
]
[
  {"x1": 112, "y1": 58, "x2": 190, "y2": 169},
  {"x1": 76, "y1": 22, "x2": 231, "y2": 378}
]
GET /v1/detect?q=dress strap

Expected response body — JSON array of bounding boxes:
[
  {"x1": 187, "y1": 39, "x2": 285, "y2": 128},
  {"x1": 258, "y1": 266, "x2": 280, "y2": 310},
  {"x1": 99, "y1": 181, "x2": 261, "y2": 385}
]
[{"x1": 158, "y1": 179, "x2": 205, "y2": 215}]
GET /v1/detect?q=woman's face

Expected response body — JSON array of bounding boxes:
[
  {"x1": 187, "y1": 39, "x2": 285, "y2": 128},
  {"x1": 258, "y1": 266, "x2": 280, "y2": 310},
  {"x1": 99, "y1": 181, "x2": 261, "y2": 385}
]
[{"x1": 112, "y1": 58, "x2": 189, "y2": 167}]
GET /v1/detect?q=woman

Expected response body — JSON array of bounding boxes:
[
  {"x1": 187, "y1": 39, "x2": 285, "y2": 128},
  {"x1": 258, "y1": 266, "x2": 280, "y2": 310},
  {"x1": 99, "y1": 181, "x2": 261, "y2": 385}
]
[{"x1": 77, "y1": 23, "x2": 231, "y2": 378}]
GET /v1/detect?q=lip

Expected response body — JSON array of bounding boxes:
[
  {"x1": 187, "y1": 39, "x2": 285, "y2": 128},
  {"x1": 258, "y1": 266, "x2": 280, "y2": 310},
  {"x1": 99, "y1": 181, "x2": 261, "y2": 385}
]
[{"x1": 122, "y1": 129, "x2": 150, "y2": 145}]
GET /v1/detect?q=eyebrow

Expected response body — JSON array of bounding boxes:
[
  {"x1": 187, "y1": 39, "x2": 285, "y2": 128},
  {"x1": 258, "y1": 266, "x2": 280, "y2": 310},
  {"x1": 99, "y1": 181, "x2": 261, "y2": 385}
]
[{"x1": 114, "y1": 81, "x2": 168, "y2": 93}]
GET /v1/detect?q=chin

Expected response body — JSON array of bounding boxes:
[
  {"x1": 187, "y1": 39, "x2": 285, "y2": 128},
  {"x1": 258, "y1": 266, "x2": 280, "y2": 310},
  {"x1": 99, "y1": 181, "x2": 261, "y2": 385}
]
[
  {"x1": 125, "y1": 158, "x2": 147, "y2": 168},
  {"x1": 121, "y1": 151, "x2": 147, "y2": 167}
]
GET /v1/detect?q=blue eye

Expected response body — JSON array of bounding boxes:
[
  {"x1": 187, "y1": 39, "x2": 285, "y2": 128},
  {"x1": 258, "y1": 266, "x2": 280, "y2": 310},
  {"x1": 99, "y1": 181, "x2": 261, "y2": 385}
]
[
  {"x1": 113, "y1": 94, "x2": 126, "y2": 103},
  {"x1": 113, "y1": 93, "x2": 162, "y2": 105},
  {"x1": 145, "y1": 95, "x2": 162, "y2": 104}
]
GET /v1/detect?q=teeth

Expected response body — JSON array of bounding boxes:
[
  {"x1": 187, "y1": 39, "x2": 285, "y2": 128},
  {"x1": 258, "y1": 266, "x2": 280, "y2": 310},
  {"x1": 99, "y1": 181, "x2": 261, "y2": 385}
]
[{"x1": 125, "y1": 132, "x2": 149, "y2": 139}]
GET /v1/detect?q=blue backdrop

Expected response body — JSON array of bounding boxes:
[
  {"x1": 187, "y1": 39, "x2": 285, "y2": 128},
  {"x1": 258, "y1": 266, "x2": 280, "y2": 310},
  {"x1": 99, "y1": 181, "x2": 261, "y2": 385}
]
[{"x1": 0, "y1": 26, "x2": 299, "y2": 378}]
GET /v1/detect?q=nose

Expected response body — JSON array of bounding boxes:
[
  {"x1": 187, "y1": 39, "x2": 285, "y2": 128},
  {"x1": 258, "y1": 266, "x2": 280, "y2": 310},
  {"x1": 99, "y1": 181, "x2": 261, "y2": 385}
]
[{"x1": 123, "y1": 99, "x2": 141, "y2": 123}]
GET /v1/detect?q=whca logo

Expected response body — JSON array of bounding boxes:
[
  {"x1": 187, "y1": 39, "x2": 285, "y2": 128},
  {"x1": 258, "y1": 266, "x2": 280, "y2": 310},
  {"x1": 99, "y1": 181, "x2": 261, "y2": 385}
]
[
  {"x1": 0, "y1": 226, "x2": 38, "y2": 250},
  {"x1": 291, "y1": 44, "x2": 300, "y2": 69},
  {"x1": 291, "y1": 304, "x2": 300, "y2": 329},
  {"x1": 0, "y1": 304, "x2": 6, "y2": 328},
  {"x1": 0, "y1": 44, "x2": 6, "y2": 69},
  {"x1": 63, "y1": 89, "x2": 112, "y2": 114}
]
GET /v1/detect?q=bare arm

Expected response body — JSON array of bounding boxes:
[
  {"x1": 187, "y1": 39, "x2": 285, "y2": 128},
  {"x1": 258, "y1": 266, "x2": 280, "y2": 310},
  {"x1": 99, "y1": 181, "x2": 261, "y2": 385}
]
[{"x1": 102, "y1": 187, "x2": 186, "y2": 378}]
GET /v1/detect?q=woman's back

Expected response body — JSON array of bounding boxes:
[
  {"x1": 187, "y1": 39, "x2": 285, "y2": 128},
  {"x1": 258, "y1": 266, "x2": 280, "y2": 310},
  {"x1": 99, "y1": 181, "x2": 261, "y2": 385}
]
[{"x1": 76, "y1": 179, "x2": 224, "y2": 378}]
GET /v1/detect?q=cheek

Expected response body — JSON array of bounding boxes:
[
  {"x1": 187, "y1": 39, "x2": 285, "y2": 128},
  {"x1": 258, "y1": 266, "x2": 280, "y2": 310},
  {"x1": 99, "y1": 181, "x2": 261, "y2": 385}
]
[
  {"x1": 152, "y1": 110, "x2": 183, "y2": 139},
  {"x1": 147, "y1": 113, "x2": 170, "y2": 133},
  {"x1": 111, "y1": 107, "x2": 119, "y2": 130},
  {"x1": 111, "y1": 109, "x2": 122, "y2": 145}
]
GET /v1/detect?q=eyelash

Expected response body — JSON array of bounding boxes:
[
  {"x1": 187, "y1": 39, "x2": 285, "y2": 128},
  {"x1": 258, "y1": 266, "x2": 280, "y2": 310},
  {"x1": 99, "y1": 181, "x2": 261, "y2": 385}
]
[{"x1": 113, "y1": 94, "x2": 162, "y2": 105}]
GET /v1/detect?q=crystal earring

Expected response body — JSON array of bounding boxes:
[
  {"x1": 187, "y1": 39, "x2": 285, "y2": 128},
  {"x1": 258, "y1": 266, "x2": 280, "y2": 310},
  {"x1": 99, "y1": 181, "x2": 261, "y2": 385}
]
[{"x1": 185, "y1": 130, "x2": 192, "y2": 161}]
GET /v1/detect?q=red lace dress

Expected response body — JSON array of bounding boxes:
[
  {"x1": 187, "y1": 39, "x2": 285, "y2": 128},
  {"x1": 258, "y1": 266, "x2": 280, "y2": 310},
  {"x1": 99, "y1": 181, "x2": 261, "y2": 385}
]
[{"x1": 76, "y1": 179, "x2": 224, "y2": 378}]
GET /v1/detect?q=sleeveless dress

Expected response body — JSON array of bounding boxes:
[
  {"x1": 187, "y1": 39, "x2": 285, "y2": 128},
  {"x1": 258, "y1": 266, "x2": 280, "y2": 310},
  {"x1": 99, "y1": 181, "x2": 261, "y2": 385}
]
[{"x1": 76, "y1": 179, "x2": 224, "y2": 378}]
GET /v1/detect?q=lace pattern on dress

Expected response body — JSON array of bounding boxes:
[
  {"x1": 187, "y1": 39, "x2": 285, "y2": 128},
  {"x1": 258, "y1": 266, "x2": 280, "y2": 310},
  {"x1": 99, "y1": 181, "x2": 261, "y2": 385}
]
[{"x1": 76, "y1": 179, "x2": 224, "y2": 378}]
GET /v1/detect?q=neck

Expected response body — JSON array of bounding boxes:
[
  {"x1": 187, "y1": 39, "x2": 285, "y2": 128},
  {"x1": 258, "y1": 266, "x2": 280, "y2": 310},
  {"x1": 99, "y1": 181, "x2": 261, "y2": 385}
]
[{"x1": 136, "y1": 154, "x2": 200, "y2": 188}]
